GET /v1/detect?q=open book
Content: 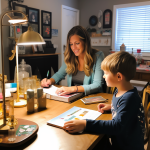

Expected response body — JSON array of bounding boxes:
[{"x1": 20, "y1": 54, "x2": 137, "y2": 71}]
[
  {"x1": 47, "y1": 106, "x2": 102, "y2": 129},
  {"x1": 43, "y1": 85, "x2": 83, "y2": 102}
]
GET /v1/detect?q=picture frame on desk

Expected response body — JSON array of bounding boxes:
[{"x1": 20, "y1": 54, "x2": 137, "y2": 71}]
[
  {"x1": 103, "y1": 9, "x2": 112, "y2": 28},
  {"x1": 41, "y1": 10, "x2": 52, "y2": 39},
  {"x1": 27, "y1": 7, "x2": 40, "y2": 33},
  {"x1": 18, "y1": 45, "x2": 25, "y2": 54},
  {"x1": 31, "y1": 45, "x2": 38, "y2": 53},
  {"x1": 31, "y1": 45, "x2": 44, "y2": 53},
  {"x1": 13, "y1": 2, "x2": 27, "y2": 17}
]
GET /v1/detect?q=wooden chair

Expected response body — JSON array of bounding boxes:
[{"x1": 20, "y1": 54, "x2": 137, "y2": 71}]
[
  {"x1": 142, "y1": 88, "x2": 150, "y2": 150},
  {"x1": 106, "y1": 87, "x2": 116, "y2": 94}
]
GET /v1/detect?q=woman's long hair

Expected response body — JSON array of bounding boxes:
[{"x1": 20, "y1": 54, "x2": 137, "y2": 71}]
[{"x1": 64, "y1": 26, "x2": 96, "y2": 76}]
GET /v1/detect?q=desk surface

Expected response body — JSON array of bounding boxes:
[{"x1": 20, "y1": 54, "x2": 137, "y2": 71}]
[{"x1": 11, "y1": 93, "x2": 113, "y2": 150}]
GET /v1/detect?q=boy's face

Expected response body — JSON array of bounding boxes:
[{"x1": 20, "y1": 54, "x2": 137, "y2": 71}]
[{"x1": 103, "y1": 70, "x2": 118, "y2": 87}]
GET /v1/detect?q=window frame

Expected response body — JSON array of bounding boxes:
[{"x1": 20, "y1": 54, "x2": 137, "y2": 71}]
[{"x1": 112, "y1": 1, "x2": 150, "y2": 53}]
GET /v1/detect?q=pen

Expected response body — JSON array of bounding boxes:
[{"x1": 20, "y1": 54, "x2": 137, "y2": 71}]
[{"x1": 46, "y1": 70, "x2": 49, "y2": 81}]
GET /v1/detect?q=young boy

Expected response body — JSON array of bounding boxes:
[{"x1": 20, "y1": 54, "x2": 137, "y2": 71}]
[{"x1": 63, "y1": 51, "x2": 145, "y2": 150}]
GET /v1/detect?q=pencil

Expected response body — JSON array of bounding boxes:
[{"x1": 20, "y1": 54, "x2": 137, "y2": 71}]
[{"x1": 46, "y1": 70, "x2": 49, "y2": 81}]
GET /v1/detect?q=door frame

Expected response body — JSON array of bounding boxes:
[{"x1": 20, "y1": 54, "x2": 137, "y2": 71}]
[
  {"x1": 0, "y1": 0, "x2": 2, "y2": 73},
  {"x1": 61, "y1": 5, "x2": 79, "y2": 65}
]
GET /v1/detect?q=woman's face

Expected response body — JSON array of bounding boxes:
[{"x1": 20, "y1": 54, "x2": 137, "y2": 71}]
[{"x1": 69, "y1": 35, "x2": 85, "y2": 57}]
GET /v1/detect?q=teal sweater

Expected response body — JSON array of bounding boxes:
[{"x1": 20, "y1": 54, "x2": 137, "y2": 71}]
[{"x1": 51, "y1": 51, "x2": 104, "y2": 95}]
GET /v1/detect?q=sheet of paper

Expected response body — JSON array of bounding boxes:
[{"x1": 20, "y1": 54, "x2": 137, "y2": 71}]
[
  {"x1": 43, "y1": 85, "x2": 79, "y2": 98},
  {"x1": 43, "y1": 85, "x2": 58, "y2": 96},
  {"x1": 47, "y1": 106, "x2": 102, "y2": 127}
]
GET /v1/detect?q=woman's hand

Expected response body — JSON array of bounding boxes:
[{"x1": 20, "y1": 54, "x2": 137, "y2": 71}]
[
  {"x1": 41, "y1": 78, "x2": 52, "y2": 87},
  {"x1": 97, "y1": 103, "x2": 111, "y2": 113},
  {"x1": 63, "y1": 120, "x2": 86, "y2": 133},
  {"x1": 56, "y1": 86, "x2": 76, "y2": 96}
]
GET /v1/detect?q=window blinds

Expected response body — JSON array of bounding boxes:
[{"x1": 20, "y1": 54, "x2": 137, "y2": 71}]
[{"x1": 115, "y1": 5, "x2": 150, "y2": 52}]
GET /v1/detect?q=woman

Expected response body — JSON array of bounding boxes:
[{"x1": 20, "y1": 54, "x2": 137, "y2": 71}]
[{"x1": 41, "y1": 25, "x2": 104, "y2": 96}]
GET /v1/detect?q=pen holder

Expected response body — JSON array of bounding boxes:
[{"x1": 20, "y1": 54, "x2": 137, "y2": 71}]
[
  {"x1": 37, "y1": 88, "x2": 46, "y2": 109},
  {"x1": 27, "y1": 89, "x2": 34, "y2": 113}
]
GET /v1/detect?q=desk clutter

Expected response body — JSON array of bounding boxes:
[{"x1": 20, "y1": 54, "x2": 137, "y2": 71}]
[{"x1": 27, "y1": 88, "x2": 46, "y2": 113}]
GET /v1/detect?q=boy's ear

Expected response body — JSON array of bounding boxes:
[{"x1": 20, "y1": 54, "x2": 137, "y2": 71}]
[{"x1": 117, "y1": 72, "x2": 123, "y2": 81}]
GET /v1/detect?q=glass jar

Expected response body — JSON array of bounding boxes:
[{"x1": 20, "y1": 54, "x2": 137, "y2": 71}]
[
  {"x1": 14, "y1": 59, "x2": 32, "y2": 94},
  {"x1": 23, "y1": 77, "x2": 36, "y2": 99},
  {"x1": 135, "y1": 49, "x2": 142, "y2": 65}
]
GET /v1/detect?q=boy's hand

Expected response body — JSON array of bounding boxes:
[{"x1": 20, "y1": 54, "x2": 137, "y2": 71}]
[
  {"x1": 97, "y1": 103, "x2": 111, "y2": 113},
  {"x1": 63, "y1": 120, "x2": 86, "y2": 133}
]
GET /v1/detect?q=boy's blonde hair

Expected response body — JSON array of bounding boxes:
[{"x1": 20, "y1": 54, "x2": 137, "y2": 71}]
[{"x1": 101, "y1": 51, "x2": 136, "y2": 81}]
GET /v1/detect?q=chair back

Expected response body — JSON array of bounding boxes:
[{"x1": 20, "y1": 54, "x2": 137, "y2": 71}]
[{"x1": 142, "y1": 88, "x2": 150, "y2": 150}]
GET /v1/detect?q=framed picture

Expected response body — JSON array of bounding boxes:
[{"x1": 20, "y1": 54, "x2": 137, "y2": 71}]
[
  {"x1": 22, "y1": 24, "x2": 28, "y2": 33},
  {"x1": 27, "y1": 7, "x2": 39, "y2": 33},
  {"x1": 103, "y1": 9, "x2": 112, "y2": 28},
  {"x1": 31, "y1": 45, "x2": 38, "y2": 53},
  {"x1": 28, "y1": 7, "x2": 39, "y2": 23},
  {"x1": 52, "y1": 29, "x2": 58, "y2": 36},
  {"x1": 37, "y1": 45, "x2": 44, "y2": 53},
  {"x1": 31, "y1": 45, "x2": 44, "y2": 53},
  {"x1": 29, "y1": 23, "x2": 39, "y2": 33},
  {"x1": 10, "y1": 25, "x2": 22, "y2": 38},
  {"x1": 18, "y1": 46, "x2": 25, "y2": 54},
  {"x1": 41, "y1": 10, "x2": 52, "y2": 39},
  {"x1": 13, "y1": 2, "x2": 27, "y2": 17}
]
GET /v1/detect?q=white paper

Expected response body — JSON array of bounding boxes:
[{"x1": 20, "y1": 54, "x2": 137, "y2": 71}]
[
  {"x1": 43, "y1": 85, "x2": 58, "y2": 96},
  {"x1": 47, "y1": 106, "x2": 102, "y2": 127}
]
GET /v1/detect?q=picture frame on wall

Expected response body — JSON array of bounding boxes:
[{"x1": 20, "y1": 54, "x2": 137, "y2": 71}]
[
  {"x1": 13, "y1": 2, "x2": 27, "y2": 17},
  {"x1": 41, "y1": 10, "x2": 52, "y2": 39},
  {"x1": 30, "y1": 23, "x2": 39, "y2": 33},
  {"x1": 10, "y1": 25, "x2": 22, "y2": 38},
  {"x1": 52, "y1": 29, "x2": 58, "y2": 37},
  {"x1": 103, "y1": 9, "x2": 112, "y2": 28},
  {"x1": 22, "y1": 24, "x2": 28, "y2": 33},
  {"x1": 28, "y1": 7, "x2": 40, "y2": 33}
]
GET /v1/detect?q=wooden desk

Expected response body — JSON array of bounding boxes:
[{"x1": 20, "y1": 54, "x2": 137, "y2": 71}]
[
  {"x1": 0, "y1": 93, "x2": 113, "y2": 150},
  {"x1": 133, "y1": 70, "x2": 150, "y2": 82}
]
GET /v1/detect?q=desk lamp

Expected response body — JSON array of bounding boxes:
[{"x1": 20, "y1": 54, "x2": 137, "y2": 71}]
[
  {"x1": 0, "y1": 10, "x2": 45, "y2": 131},
  {"x1": 14, "y1": 26, "x2": 45, "y2": 107},
  {"x1": 0, "y1": 10, "x2": 28, "y2": 131}
]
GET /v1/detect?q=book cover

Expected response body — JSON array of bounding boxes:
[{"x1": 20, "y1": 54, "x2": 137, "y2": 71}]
[
  {"x1": 47, "y1": 106, "x2": 102, "y2": 128},
  {"x1": 80, "y1": 96, "x2": 107, "y2": 104},
  {"x1": 43, "y1": 85, "x2": 83, "y2": 102}
]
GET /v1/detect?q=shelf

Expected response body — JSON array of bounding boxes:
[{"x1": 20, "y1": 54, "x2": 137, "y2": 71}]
[
  {"x1": 90, "y1": 36, "x2": 111, "y2": 46},
  {"x1": 8, "y1": 37, "x2": 18, "y2": 40},
  {"x1": 18, "y1": 53, "x2": 61, "y2": 57}
]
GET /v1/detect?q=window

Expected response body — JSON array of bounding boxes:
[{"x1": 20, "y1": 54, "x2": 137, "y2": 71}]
[{"x1": 112, "y1": 2, "x2": 150, "y2": 53}]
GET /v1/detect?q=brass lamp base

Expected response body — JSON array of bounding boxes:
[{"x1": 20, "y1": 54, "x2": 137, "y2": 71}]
[
  {"x1": 0, "y1": 122, "x2": 9, "y2": 133},
  {"x1": 14, "y1": 99, "x2": 27, "y2": 108}
]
